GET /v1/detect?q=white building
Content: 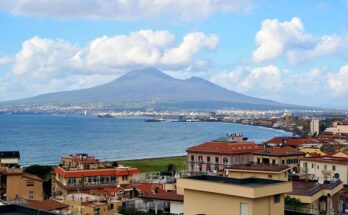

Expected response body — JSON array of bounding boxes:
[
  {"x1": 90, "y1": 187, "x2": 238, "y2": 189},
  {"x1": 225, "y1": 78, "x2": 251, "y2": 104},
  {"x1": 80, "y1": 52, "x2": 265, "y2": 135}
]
[
  {"x1": 309, "y1": 119, "x2": 320, "y2": 135},
  {"x1": 300, "y1": 157, "x2": 348, "y2": 184},
  {"x1": 325, "y1": 122, "x2": 348, "y2": 135}
]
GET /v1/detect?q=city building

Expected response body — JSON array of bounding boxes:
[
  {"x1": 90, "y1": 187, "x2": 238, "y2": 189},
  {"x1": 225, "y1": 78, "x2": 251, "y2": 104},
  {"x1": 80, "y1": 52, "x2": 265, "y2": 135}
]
[
  {"x1": 300, "y1": 156, "x2": 348, "y2": 184},
  {"x1": 0, "y1": 151, "x2": 20, "y2": 168},
  {"x1": 186, "y1": 141, "x2": 262, "y2": 174},
  {"x1": 54, "y1": 193, "x2": 121, "y2": 215},
  {"x1": 265, "y1": 137, "x2": 311, "y2": 148},
  {"x1": 325, "y1": 122, "x2": 348, "y2": 136},
  {"x1": 141, "y1": 192, "x2": 184, "y2": 214},
  {"x1": 0, "y1": 167, "x2": 44, "y2": 201},
  {"x1": 287, "y1": 180, "x2": 343, "y2": 214},
  {"x1": 177, "y1": 175, "x2": 292, "y2": 215},
  {"x1": 253, "y1": 146, "x2": 306, "y2": 172},
  {"x1": 309, "y1": 119, "x2": 320, "y2": 136},
  {"x1": 52, "y1": 154, "x2": 139, "y2": 196},
  {"x1": 0, "y1": 204, "x2": 57, "y2": 215},
  {"x1": 224, "y1": 164, "x2": 290, "y2": 181}
]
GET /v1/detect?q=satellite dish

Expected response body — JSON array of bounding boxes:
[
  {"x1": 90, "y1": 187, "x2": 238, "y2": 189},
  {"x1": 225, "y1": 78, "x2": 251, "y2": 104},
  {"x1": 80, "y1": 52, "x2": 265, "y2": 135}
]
[
  {"x1": 334, "y1": 173, "x2": 340, "y2": 179},
  {"x1": 318, "y1": 179, "x2": 324, "y2": 184}
]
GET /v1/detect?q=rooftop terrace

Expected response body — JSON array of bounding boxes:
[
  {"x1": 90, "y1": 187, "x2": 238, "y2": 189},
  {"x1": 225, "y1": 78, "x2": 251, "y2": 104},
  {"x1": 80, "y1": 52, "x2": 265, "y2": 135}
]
[{"x1": 185, "y1": 175, "x2": 287, "y2": 187}]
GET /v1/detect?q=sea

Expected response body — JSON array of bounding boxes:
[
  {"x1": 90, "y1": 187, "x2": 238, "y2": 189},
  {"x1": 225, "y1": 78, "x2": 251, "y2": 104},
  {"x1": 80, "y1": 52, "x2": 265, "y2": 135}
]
[{"x1": 0, "y1": 114, "x2": 292, "y2": 166}]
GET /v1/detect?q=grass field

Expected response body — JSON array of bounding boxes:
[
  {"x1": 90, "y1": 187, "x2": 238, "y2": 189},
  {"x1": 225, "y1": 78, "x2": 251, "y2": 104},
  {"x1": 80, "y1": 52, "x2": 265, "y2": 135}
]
[{"x1": 119, "y1": 156, "x2": 187, "y2": 172}]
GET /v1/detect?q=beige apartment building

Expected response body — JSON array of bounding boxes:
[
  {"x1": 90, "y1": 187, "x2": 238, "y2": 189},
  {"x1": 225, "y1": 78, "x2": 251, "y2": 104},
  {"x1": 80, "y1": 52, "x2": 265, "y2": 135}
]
[
  {"x1": 5, "y1": 168, "x2": 44, "y2": 201},
  {"x1": 253, "y1": 146, "x2": 306, "y2": 173},
  {"x1": 177, "y1": 175, "x2": 292, "y2": 215}
]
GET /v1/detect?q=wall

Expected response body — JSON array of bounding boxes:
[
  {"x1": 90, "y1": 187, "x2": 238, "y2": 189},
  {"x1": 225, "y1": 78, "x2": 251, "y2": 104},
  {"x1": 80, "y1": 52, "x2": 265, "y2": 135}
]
[
  {"x1": 300, "y1": 160, "x2": 347, "y2": 184},
  {"x1": 183, "y1": 189, "x2": 284, "y2": 215},
  {"x1": 6, "y1": 174, "x2": 43, "y2": 201},
  {"x1": 170, "y1": 201, "x2": 184, "y2": 214},
  {"x1": 227, "y1": 170, "x2": 288, "y2": 181}
]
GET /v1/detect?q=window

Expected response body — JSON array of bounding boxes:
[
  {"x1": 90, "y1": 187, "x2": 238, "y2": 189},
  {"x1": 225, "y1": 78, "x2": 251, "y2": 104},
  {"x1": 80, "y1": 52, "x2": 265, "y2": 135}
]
[
  {"x1": 282, "y1": 160, "x2": 285, "y2": 164},
  {"x1": 223, "y1": 158, "x2": 228, "y2": 166},
  {"x1": 324, "y1": 165, "x2": 327, "y2": 170},
  {"x1": 312, "y1": 163, "x2": 314, "y2": 169},
  {"x1": 317, "y1": 165, "x2": 319, "y2": 169},
  {"x1": 207, "y1": 156, "x2": 211, "y2": 163},
  {"x1": 94, "y1": 208, "x2": 100, "y2": 215},
  {"x1": 272, "y1": 159, "x2": 276, "y2": 165},
  {"x1": 122, "y1": 175, "x2": 128, "y2": 181},
  {"x1": 274, "y1": 194, "x2": 281, "y2": 203},
  {"x1": 198, "y1": 156, "x2": 203, "y2": 162},
  {"x1": 29, "y1": 191, "x2": 34, "y2": 200},
  {"x1": 215, "y1": 157, "x2": 219, "y2": 163},
  {"x1": 199, "y1": 165, "x2": 203, "y2": 172},
  {"x1": 240, "y1": 203, "x2": 249, "y2": 215},
  {"x1": 26, "y1": 181, "x2": 34, "y2": 186},
  {"x1": 268, "y1": 174, "x2": 273, "y2": 179},
  {"x1": 190, "y1": 155, "x2": 194, "y2": 161},
  {"x1": 332, "y1": 165, "x2": 336, "y2": 171},
  {"x1": 257, "y1": 158, "x2": 261, "y2": 164},
  {"x1": 206, "y1": 165, "x2": 211, "y2": 172},
  {"x1": 190, "y1": 163, "x2": 194, "y2": 172}
]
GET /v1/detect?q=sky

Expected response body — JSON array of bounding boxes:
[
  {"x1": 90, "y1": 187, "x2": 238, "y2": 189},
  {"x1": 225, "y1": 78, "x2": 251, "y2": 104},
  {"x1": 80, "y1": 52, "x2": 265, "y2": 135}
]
[{"x1": 0, "y1": 0, "x2": 348, "y2": 108}]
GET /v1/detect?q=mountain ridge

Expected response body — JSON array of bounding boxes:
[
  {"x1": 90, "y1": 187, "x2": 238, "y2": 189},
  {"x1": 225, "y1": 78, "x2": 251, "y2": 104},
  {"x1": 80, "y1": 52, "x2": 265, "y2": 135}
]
[{"x1": 2, "y1": 68, "x2": 301, "y2": 110}]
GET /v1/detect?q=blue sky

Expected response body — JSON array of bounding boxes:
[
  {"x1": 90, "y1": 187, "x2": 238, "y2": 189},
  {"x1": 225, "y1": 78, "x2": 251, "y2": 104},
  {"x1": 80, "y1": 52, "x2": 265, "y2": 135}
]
[{"x1": 1, "y1": 0, "x2": 348, "y2": 108}]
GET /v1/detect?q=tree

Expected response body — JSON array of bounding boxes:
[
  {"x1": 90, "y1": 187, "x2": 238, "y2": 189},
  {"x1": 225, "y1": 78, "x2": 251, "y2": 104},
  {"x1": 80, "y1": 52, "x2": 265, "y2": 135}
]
[{"x1": 166, "y1": 163, "x2": 176, "y2": 175}]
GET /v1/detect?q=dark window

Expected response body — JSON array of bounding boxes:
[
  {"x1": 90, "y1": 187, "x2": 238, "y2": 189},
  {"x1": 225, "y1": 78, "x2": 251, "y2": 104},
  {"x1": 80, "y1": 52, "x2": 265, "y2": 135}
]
[
  {"x1": 311, "y1": 163, "x2": 314, "y2": 168},
  {"x1": 268, "y1": 175, "x2": 273, "y2": 179},
  {"x1": 191, "y1": 155, "x2": 194, "y2": 161},
  {"x1": 332, "y1": 165, "x2": 336, "y2": 171},
  {"x1": 26, "y1": 181, "x2": 34, "y2": 186},
  {"x1": 282, "y1": 160, "x2": 285, "y2": 164},
  {"x1": 215, "y1": 157, "x2": 219, "y2": 163},
  {"x1": 257, "y1": 158, "x2": 261, "y2": 164},
  {"x1": 274, "y1": 194, "x2": 281, "y2": 203},
  {"x1": 207, "y1": 156, "x2": 211, "y2": 163}
]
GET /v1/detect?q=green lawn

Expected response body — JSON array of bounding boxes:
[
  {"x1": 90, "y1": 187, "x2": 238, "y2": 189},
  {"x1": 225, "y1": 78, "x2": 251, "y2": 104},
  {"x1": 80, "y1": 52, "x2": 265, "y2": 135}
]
[{"x1": 119, "y1": 156, "x2": 187, "y2": 173}]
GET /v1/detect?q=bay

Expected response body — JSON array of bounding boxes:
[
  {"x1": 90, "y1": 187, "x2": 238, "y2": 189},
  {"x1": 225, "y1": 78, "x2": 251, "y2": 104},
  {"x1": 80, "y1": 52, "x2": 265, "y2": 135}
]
[{"x1": 0, "y1": 114, "x2": 292, "y2": 166}]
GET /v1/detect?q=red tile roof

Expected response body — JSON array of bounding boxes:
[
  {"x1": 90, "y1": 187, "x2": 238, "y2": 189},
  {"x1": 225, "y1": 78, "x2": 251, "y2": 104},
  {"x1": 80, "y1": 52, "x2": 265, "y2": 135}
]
[
  {"x1": 55, "y1": 166, "x2": 139, "y2": 177},
  {"x1": 25, "y1": 200, "x2": 68, "y2": 211},
  {"x1": 186, "y1": 142, "x2": 261, "y2": 155},
  {"x1": 142, "y1": 192, "x2": 184, "y2": 202},
  {"x1": 265, "y1": 137, "x2": 311, "y2": 146},
  {"x1": 253, "y1": 146, "x2": 305, "y2": 156},
  {"x1": 22, "y1": 173, "x2": 44, "y2": 182},
  {"x1": 226, "y1": 164, "x2": 290, "y2": 172},
  {"x1": 301, "y1": 156, "x2": 348, "y2": 164},
  {"x1": 124, "y1": 183, "x2": 163, "y2": 194}
]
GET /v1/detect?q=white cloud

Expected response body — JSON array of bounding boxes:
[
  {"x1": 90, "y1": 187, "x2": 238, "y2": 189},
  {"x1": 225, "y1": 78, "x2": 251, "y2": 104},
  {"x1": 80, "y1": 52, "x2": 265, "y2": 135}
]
[
  {"x1": 1, "y1": 30, "x2": 218, "y2": 101},
  {"x1": 212, "y1": 65, "x2": 283, "y2": 99},
  {"x1": 253, "y1": 17, "x2": 348, "y2": 64},
  {"x1": 328, "y1": 65, "x2": 348, "y2": 96},
  {"x1": 0, "y1": 56, "x2": 13, "y2": 66},
  {"x1": 0, "y1": 0, "x2": 253, "y2": 20}
]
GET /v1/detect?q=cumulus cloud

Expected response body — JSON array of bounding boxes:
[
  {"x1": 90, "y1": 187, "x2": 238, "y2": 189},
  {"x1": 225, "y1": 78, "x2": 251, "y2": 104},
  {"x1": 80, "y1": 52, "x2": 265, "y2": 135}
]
[
  {"x1": 328, "y1": 65, "x2": 348, "y2": 96},
  {"x1": 0, "y1": 0, "x2": 253, "y2": 20},
  {"x1": 0, "y1": 30, "x2": 218, "y2": 100},
  {"x1": 253, "y1": 17, "x2": 348, "y2": 64},
  {"x1": 211, "y1": 65, "x2": 283, "y2": 99},
  {"x1": 0, "y1": 56, "x2": 13, "y2": 66}
]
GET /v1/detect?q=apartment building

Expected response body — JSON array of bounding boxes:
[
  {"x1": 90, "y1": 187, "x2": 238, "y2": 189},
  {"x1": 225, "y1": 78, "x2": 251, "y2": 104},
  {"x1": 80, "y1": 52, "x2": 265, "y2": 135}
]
[
  {"x1": 177, "y1": 175, "x2": 292, "y2": 215},
  {"x1": 253, "y1": 146, "x2": 306, "y2": 173},
  {"x1": 186, "y1": 141, "x2": 262, "y2": 174},
  {"x1": 0, "y1": 151, "x2": 20, "y2": 168},
  {"x1": 2, "y1": 167, "x2": 44, "y2": 201},
  {"x1": 300, "y1": 156, "x2": 348, "y2": 184},
  {"x1": 52, "y1": 154, "x2": 139, "y2": 196}
]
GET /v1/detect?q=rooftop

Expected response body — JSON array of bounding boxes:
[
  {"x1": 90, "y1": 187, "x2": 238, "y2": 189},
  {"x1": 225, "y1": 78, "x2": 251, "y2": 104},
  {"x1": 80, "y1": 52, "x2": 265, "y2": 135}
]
[
  {"x1": 0, "y1": 151, "x2": 20, "y2": 159},
  {"x1": 142, "y1": 192, "x2": 184, "y2": 202},
  {"x1": 226, "y1": 164, "x2": 290, "y2": 172},
  {"x1": 266, "y1": 137, "x2": 312, "y2": 146},
  {"x1": 289, "y1": 180, "x2": 342, "y2": 196},
  {"x1": 253, "y1": 146, "x2": 305, "y2": 156},
  {"x1": 301, "y1": 156, "x2": 348, "y2": 164},
  {"x1": 25, "y1": 200, "x2": 68, "y2": 211},
  {"x1": 0, "y1": 205, "x2": 55, "y2": 215},
  {"x1": 186, "y1": 142, "x2": 261, "y2": 155},
  {"x1": 184, "y1": 175, "x2": 286, "y2": 187}
]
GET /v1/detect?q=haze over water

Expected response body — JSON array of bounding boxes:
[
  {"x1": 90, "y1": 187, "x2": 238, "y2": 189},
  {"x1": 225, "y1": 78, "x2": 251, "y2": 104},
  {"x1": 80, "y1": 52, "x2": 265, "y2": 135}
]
[{"x1": 0, "y1": 114, "x2": 291, "y2": 166}]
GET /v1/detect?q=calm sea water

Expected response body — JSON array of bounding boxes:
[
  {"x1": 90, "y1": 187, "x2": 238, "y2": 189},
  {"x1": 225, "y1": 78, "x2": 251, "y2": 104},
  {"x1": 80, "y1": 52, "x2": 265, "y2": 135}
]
[{"x1": 0, "y1": 114, "x2": 292, "y2": 166}]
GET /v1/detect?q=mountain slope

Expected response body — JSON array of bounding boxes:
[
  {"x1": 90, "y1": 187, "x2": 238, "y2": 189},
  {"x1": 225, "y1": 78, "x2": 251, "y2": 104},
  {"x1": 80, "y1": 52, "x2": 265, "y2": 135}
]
[{"x1": 4, "y1": 68, "x2": 298, "y2": 109}]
